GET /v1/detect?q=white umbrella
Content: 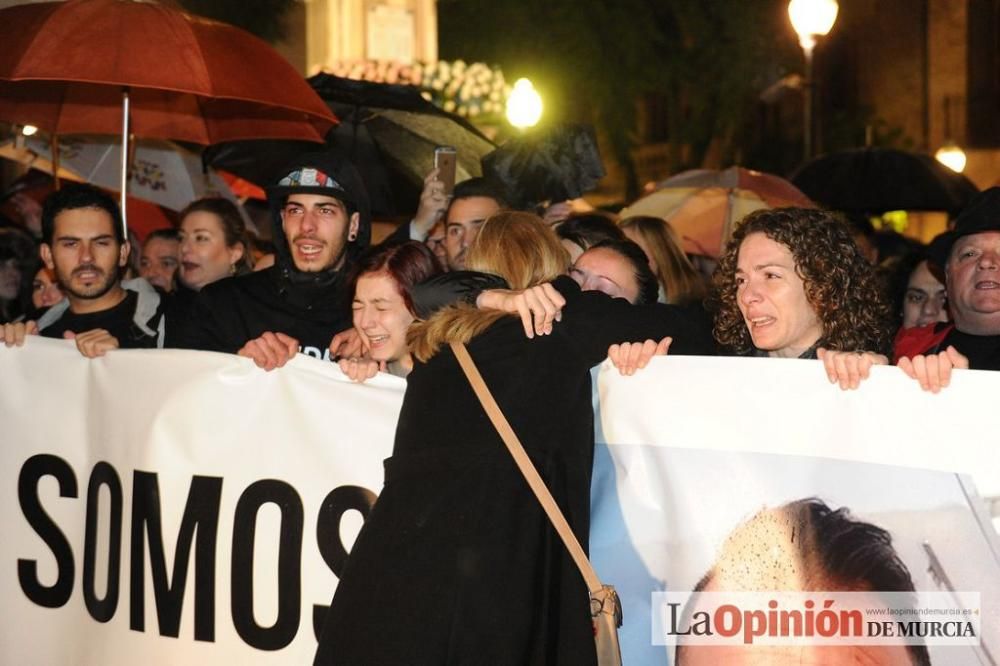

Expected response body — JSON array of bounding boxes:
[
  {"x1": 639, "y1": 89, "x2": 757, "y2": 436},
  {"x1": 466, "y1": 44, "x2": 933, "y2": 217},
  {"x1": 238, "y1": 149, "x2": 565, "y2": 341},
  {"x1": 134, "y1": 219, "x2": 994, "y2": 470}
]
[{"x1": 0, "y1": 134, "x2": 240, "y2": 213}]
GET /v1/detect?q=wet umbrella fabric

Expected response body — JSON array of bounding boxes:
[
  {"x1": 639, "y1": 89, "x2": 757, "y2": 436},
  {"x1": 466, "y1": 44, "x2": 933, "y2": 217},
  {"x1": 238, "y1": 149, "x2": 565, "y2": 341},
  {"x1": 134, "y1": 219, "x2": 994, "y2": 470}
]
[
  {"x1": 0, "y1": 0, "x2": 336, "y2": 145},
  {"x1": 0, "y1": 0, "x2": 336, "y2": 233},
  {"x1": 621, "y1": 166, "x2": 813, "y2": 259},
  {"x1": 481, "y1": 124, "x2": 606, "y2": 210},
  {"x1": 1, "y1": 170, "x2": 177, "y2": 243},
  {"x1": 791, "y1": 147, "x2": 979, "y2": 214},
  {"x1": 207, "y1": 73, "x2": 496, "y2": 217},
  {"x1": 0, "y1": 135, "x2": 241, "y2": 213}
]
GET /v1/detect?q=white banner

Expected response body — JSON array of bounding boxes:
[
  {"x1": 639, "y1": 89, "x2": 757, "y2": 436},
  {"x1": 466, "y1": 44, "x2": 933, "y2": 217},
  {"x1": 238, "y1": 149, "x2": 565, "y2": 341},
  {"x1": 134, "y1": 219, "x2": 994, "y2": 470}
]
[
  {"x1": 1, "y1": 339, "x2": 401, "y2": 665},
  {"x1": 593, "y1": 356, "x2": 1000, "y2": 664},
  {"x1": 2, "y1": 342, "x2": 999, "y2": 664}
]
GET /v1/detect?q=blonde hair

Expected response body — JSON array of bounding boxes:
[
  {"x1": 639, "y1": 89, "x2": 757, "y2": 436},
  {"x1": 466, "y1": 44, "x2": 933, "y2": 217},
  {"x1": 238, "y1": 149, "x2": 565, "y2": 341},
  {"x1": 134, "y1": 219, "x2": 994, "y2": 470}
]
[
  {"x1": 409, "y1": 211, "x2": 570, "y2": 362},
  {"x1": 619, "y1": 216, "x2": 707, "y2": 305}
]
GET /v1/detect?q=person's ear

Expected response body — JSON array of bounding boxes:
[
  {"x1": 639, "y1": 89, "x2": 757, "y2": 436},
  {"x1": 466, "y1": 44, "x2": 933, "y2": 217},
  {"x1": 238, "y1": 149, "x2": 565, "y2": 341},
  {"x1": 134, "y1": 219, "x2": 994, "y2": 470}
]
[
  {"x1": 348, "y1": 212, "x2": 360, "y2": 242},
  {"x1": 229, "y1": 242, "x2": 246, "y2": 267},
  {"x1": 119, "y1": 240, "x2": 130, "y2": 268},
  {"x1": 40, "y1": 243, "x2": 54, "y2": 270}
]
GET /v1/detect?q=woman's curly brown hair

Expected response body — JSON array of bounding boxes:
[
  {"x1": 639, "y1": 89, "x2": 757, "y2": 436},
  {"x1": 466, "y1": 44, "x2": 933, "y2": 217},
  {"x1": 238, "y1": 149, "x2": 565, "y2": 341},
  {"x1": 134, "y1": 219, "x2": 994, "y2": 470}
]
[{"x1": 711, "y1": 208, "x2": 893, "y2": 355}]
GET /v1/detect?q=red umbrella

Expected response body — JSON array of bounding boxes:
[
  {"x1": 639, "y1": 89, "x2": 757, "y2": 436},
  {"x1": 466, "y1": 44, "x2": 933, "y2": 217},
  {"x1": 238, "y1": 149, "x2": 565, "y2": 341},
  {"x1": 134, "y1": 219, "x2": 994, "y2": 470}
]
[
  {"x1": 0, "y1": 0, "x2": 335, "y2": 143},
  {"x1": 0, "y1": 0, "x2": 337, "y2": 228},
  {"x1": 218, "y1": 170, "x2": 266, "y2": 201},
  {"x1": 124, "y1": 197, "x2": 179, "y2": 242}
]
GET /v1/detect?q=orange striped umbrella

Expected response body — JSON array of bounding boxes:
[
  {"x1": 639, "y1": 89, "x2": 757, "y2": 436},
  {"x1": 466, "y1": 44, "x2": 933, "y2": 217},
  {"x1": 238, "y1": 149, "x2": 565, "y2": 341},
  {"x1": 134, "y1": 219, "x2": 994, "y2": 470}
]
[{"x1": 622, "y1": 167, "x2": 813, "y2": 258}]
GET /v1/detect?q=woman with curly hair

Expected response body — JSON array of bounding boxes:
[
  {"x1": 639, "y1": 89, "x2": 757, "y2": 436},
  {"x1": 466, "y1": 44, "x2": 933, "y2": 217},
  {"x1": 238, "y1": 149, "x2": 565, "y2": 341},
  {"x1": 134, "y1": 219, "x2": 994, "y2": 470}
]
[{"x1": 712, "y1": 208, "x2": 893, "y2": 384}]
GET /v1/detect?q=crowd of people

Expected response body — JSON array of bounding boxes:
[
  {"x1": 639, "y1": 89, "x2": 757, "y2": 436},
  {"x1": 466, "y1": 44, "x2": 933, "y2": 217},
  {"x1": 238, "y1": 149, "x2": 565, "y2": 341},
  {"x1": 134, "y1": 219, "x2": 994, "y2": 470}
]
[
  {"x1": 2, "y1": 151, "x2": 997, "y2": 664},
  {"x1": 3, "y1": 154, "x2": 997, "y2": 392}
]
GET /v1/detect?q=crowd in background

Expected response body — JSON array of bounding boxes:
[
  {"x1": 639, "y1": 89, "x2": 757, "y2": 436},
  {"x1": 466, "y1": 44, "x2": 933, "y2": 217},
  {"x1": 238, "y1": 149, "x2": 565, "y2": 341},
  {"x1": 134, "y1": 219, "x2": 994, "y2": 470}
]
[{"x1": 2, "y1": 151, "x2": 996, "y2": 392}]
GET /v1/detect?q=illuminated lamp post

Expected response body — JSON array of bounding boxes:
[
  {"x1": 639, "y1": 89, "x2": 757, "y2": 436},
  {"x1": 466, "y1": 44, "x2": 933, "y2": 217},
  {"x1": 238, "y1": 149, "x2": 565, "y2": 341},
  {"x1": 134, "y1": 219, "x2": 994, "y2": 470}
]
[
  {"x1": 936, "y1": 142, "x2": 967, "y2": 173},
  {"x1": 505, "y1": 78, "x2": 543, "y2": 130},
  {"x1": 935, "y1": 97, "x2": 967, "y2": 173},
  {"x1": 788, "y1": 0, "x2": 839, "y2": 161}
]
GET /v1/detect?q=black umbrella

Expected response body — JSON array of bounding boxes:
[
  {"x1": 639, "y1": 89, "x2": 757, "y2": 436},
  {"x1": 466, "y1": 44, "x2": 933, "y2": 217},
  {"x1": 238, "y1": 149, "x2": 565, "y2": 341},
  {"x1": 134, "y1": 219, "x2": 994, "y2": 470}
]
[
  {"x1": 481, "y1": 124, "x2": 605, "y2": 210},
  {"x1": 205, "y1": 73, "x2": 496, "y2": 217},
  {"x1": 791, "y1": 147, "x2": 979, "y2": 215}
]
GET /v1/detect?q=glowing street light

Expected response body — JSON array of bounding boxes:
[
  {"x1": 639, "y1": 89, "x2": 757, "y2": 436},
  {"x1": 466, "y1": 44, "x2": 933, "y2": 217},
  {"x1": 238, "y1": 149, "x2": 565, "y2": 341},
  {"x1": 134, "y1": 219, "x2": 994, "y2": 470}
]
[
  {"x1": 935, "y1": 142, "x2": 967, "y2": 173},
  {"x1": 935, "y1": 96, "x2": 966, "y2": 173},
  {"x1": 505, "y1": 78, "x2": 543, "y2": 130},
  {"x1": 788, "y1": 0, "x2": 838, "y2": 160},
  {"x1": 788, "y1": 0, "x2": 839, "y2": 50}
]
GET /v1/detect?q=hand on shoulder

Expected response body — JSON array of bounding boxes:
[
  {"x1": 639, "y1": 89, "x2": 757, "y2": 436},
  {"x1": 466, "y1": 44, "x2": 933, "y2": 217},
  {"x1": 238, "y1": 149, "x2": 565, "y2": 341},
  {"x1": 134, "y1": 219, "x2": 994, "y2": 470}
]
[{"x1": 476, "y1": 283, "x2": 565, "y2": 339}]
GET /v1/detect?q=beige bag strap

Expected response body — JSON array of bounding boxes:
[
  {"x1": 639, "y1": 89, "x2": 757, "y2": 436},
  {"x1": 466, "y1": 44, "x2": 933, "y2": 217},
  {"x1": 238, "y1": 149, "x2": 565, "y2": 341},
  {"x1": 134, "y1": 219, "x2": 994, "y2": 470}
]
[{"x1": 450, "y1": 341, "x2": 604, "y2": 594}]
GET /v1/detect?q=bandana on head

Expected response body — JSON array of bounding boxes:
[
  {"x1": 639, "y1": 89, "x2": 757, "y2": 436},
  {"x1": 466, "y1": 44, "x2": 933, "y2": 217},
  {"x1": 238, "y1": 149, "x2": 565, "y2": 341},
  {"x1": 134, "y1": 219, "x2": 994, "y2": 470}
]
[{"x1": 277, "y1": 167, "x2": 343, "y2": 191}]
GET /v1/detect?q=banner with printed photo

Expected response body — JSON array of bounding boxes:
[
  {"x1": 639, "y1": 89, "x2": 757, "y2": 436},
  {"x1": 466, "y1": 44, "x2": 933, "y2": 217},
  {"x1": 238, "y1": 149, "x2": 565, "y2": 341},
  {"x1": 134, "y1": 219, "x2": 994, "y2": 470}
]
[{"x1": 592, "y1": 355, "x2": 1000, "y2": 665}]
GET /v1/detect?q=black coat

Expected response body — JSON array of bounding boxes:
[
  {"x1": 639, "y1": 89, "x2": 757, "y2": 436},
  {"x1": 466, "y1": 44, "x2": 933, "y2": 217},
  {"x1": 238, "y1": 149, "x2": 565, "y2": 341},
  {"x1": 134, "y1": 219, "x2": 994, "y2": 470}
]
[
  {"x1": 314, "y1": 277, "x2": 713, "y2": 665},
  {"x1": 168, "y1": 152, "x2": 371, "y2": 356},
  {"x1": 167, "y1": 267, "x2": 352, "y2": 357}
]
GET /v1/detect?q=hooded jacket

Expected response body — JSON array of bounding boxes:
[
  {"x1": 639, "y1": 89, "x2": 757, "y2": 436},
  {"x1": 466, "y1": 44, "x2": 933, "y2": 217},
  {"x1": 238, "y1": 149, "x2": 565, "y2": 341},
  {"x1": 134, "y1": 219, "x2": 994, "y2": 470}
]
[
  {"x1": 39, "y1": 277, "x2": 166, "y2": 348},
  {"x1": 167, "y1": 153, "x2": 371, "y2": 358}
]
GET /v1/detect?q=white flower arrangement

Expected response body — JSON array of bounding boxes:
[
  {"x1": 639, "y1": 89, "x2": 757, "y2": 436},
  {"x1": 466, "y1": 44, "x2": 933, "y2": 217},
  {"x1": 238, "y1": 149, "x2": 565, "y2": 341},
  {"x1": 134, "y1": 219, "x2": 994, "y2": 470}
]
[{"x1": 324, "y1": 59, "x2": 511, "y2": 122}]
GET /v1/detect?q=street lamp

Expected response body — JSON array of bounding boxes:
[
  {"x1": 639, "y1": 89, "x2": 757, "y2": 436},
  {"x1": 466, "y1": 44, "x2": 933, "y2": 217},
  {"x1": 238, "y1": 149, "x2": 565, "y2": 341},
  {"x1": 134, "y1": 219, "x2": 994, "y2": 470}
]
[
  {"x1": 788, "y1": 0, "x2": 839, "y2": 161},
  {"x1": 935, "y1": 142, "x2": 967, "y2": 173},
  {"x1": 505, "y1": 78, "x2": 543, "y2": 130},
  {"x1": 934, "y1": 97, "x2": 967, "y2": 173}
]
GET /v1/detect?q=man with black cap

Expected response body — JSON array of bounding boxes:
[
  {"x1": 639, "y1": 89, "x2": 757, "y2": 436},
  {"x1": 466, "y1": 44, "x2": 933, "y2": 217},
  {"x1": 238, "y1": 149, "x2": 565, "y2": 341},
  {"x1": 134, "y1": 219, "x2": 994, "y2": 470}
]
[
  {"x1": 170, "y1": 153, "x2": 369, "y2": 368},
  {"x1": 895, "y1": 187, "x2": 1000, "y2": 383}
]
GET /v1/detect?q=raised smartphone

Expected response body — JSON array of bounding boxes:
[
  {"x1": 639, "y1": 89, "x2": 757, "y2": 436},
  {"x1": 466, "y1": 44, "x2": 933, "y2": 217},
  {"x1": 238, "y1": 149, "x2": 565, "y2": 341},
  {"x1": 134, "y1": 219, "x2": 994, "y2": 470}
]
[{"x1": 434, "y1": 145, "x2": 457, "y2": 195}]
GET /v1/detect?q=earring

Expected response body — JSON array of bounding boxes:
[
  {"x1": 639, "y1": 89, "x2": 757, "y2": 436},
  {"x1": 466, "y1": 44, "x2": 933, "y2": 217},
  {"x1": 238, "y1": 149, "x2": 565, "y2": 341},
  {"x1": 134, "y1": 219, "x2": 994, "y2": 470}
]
[
  {"x1": 348, "y1": 232, "x2": 357, "y2": 241},
  {"x1": 230, "y1": 263, "x2": 237, "y2": 275}
]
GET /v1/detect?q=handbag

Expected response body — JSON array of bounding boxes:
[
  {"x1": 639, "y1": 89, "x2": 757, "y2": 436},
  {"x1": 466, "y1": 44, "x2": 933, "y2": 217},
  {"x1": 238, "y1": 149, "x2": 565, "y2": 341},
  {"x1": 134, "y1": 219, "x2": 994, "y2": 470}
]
[{"x1": 451, "y1": 342, "x2": 624, "y2": 666}]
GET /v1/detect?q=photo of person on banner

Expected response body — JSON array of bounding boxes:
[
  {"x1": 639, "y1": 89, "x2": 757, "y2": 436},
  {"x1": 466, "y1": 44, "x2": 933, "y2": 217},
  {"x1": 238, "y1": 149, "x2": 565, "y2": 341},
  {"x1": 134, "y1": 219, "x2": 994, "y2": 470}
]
[{"x1": 674, "y1": 498, "x2": 931, "y2": 666}]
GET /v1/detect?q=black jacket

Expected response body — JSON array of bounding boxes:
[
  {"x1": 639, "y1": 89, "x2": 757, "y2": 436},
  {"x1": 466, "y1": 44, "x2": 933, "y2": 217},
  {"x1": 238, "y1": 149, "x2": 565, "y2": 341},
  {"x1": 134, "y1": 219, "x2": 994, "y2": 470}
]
[
  {"x1": 410, "y1": 272, "x2": 717, "y2": 354},
  {"x1": 167, "y1": 267, "x2": 352, "y2": 358},
  {"x1": 168, "y1": 153, "x2": 371, "y2": 358},
  {"x1": 315, "y1": 277, "x2": 710, "y2": 665},
  {"x1": 38, "y1": 279, "x2": 166, "y2": 348}
]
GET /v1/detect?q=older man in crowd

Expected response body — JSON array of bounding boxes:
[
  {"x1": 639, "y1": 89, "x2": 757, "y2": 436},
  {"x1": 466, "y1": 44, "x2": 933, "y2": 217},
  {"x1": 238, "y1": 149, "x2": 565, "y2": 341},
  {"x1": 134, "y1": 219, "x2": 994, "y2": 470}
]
[
  {"x1": 895, "y1": 187, "x2": 1000, "y2": 387},
  {"x1": 139, "y1": 228, "x2": 181, "y2": 292}
]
